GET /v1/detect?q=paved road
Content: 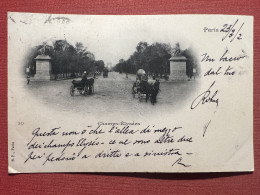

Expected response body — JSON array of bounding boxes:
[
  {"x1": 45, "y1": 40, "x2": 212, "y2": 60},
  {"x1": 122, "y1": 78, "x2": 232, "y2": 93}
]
[{"x1": 26, "y1": 72, "x2": 199, "y2": 115}]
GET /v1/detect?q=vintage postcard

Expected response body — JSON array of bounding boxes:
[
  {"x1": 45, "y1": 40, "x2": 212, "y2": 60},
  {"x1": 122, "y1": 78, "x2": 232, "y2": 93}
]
[{"x1": 8, "y1": 13, "x2": 253, "y2": 173}]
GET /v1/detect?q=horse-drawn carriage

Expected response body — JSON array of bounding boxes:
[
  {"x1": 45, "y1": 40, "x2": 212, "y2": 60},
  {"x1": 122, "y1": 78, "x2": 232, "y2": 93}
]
[
  {"x1": 103, "y1": 68, "x2": 108, "y2": 78},
  {"x1": 70, "y1": 76, "x2": 94, "y2": 96},
  {"x1": 132, "y1": 69, "x2": 160, "y2": 104}
]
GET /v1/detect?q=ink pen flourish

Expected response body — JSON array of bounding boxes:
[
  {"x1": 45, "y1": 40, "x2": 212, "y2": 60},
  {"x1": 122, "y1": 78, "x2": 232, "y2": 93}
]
[{"x1": 191, "y1": 81, "x2": 219, "y2": 109}]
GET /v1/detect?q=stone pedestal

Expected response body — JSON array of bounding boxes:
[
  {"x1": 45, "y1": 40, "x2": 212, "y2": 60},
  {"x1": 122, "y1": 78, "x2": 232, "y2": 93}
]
[
  {"x1": 169, "y1": 55, "x2": 187, "y2": 81},
  {"x1": 34, "y1": 55, "x2": 52, "y2": 81}
]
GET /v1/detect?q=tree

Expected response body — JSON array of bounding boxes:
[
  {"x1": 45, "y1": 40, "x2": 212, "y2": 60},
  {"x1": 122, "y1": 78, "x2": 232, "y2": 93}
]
[
  {"x1": 112, "y1": 41, "x2": 200, "y2": 79},
  {"x1": 136, "y1": 42, "x2": 148, "y2": 53},
  {"x1": 25, "y1": 40, "x2": 102, "y2": 79},
  {"x1": 95, "y1": 60, "x2": 105, "y2": 72},
  {"x1": 181, "y1": 48, "x2": 199, "y2": 78},
  {"x1": 75, "y1": 42, "x2": 84, "y2": 74}
]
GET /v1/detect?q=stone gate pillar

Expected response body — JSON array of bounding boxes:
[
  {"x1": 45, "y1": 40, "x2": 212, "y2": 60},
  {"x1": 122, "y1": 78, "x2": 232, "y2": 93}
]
[
  {"x1": 169, "y1": 55, "x2": 187, "y2": 81},
  {"x1": 34, "y1": 55, "x2": 52, "y2": 80}
]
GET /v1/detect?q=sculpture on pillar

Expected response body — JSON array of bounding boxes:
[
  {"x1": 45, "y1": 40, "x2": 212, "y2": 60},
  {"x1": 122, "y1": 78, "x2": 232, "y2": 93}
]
[
  {"x1": 171, "y1": 42, "x2": 181, "y2": 56},
  {"x1": 169, "y1": 42, "x2": 187, "y2": 81},
  {"x1": 38, "y1": 42, "x2": 48, "y2": 55},
  {"x1": 34, "y1": 42, "x2": 52, "y2": 81}
]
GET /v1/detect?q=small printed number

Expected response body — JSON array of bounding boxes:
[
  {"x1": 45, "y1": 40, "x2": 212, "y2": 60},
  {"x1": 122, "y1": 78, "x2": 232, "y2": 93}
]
[{"x1": 18, "y1": 122, "x2": 24, "y2": 125}]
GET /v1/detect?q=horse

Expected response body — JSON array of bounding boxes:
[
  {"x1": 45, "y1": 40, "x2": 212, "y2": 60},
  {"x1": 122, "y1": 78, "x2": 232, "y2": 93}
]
[
  {"x1": 149, "y1": 80, "x2": 160, "y2": 105},
  {"x1": 138, "y1": 80, "x2": 160, "y2": 104}
]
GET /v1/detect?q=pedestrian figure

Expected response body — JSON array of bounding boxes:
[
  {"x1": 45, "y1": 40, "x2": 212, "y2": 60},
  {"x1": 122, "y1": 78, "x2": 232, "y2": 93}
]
[{"x1": 27, "y1": 75, "x2": 30, "y2": 84}]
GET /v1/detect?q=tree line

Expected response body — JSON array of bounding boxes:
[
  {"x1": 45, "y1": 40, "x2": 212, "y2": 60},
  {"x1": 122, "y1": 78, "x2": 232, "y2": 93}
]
[
  {"x1": 25, "y1": 40, "x2": 105, "y2": 79},
  {"x1": 113, "y1": 42, "x2": 200, "y2": 78}
]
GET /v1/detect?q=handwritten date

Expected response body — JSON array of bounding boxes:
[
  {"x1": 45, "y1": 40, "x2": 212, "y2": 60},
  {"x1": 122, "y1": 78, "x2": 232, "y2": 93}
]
[{"x1": 220, "y1": 19, "x2": 244, "y2": 42}]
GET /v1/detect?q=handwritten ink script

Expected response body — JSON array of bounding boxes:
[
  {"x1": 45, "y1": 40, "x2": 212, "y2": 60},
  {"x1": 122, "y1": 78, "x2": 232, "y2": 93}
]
[
  {"x1": 8, "y1": 13, "x2": 254, "y2": 173},
  {"x1": 44, "y1": 15, "x2": 71, "y2": 24},
  {"x1": 191, "y1": 81, "x2": 219, "y2": 109},
  {"x1": 8, "y1": 14, "x2": 71, "y2": 25},
  {"x1": 203, "y1": 19, "x2": 244, "y2": 42},
  {"x1": 191, "y1": 45, "x2": 248, "y2": 110},
  {"x1": 24, "y1": 123, "x2": 193, "y2": 168}
]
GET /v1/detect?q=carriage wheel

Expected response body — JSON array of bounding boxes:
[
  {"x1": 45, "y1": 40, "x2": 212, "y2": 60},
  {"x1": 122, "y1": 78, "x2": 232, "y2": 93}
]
[
  {"x1": 88, "y1": 85, "x2": 93, "y2": 95},
  {"x1": 70, "y1": 86, "x2": 75, "y2": 96},
  {"x1": 145, "y1": 94, "x2": 149, "y2": 102},
  {"x1": 150, "y1": 96, "x2": 155, "y2": 105},
  {"x1": 83, "y1": 85, "x2": 88, "y2": 96}
]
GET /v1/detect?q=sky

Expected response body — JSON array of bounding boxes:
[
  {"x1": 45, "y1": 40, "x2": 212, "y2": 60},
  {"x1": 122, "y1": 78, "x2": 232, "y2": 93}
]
[{"x1": 9, "y1": 13, "x2": 196, "y2": 66}]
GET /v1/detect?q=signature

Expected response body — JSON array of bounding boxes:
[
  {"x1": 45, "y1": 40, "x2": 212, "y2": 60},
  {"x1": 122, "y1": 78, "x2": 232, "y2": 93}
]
[
  {"x1": 172, "y1": 157, "x2": 191, "y2": 167},
  {"x1": 191, "y1": 81, "x2": 219, "y2": 109}
]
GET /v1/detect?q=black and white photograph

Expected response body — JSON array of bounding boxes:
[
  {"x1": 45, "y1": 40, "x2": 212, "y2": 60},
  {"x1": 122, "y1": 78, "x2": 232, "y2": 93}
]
[{"x1": 18, "y1": 15, "x2": 201, "y2": 115}]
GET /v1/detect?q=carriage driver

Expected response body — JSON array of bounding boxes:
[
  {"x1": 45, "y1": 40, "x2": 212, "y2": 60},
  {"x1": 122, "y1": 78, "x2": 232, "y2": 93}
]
[
  {"x1": 72, "y1": 71, "x2": 88, "y2": 85},
  {"x1": 81, "y1": 71, "x2": 88, "y2": 83}
]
